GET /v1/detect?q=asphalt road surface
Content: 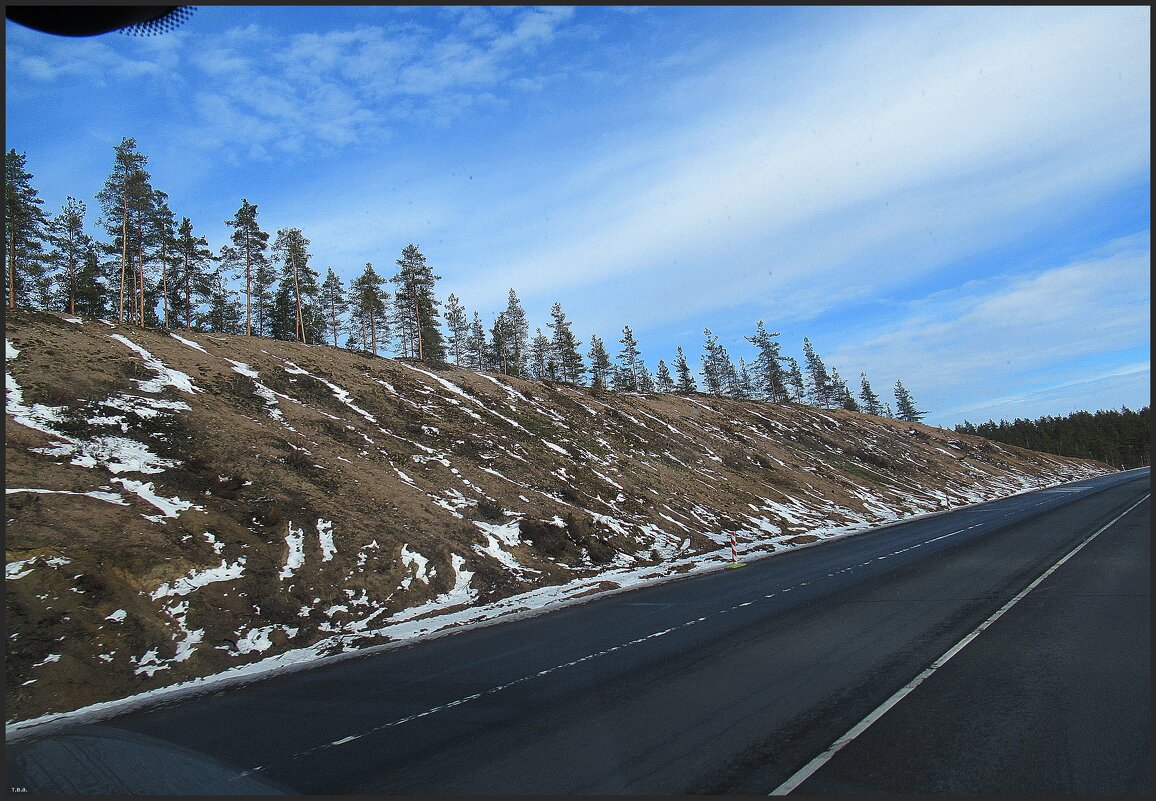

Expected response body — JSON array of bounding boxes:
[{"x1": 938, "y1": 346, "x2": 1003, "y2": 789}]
[{"x1": 6, "y1": 468, "x2": 1149, "y2": 795}]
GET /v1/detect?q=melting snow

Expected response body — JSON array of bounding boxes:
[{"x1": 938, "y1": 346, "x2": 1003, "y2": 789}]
[
  {"x1": 229, "y1": 625, "x2": 299, "y2": 656},
  {"x1": 225, "y1": 359, "x2": 259, "y2": 379},
  {"x1": 150, "y1": 558, "x2": 247, "y2": 600},
  {"x1": 283, "y1": 360, "x2": 377, "y2": 423},
  {"x1": 472, "y1": 520, "x2": 540, "y2": 575},
  {"x1": 400, "y1": 544, "x2": 431, "y2": 589},
  {"x1": 279, "y1": 523, "x2": 306, "y2": 580},
  {"x1": 112, "y1": 477, "x2": 201, "y2": 520},
  {"x1": 97, "y1": 394, "x2": 191, "y2": 420},
  {"x1": 108, "y1": 334, "x2": 198, "y2": 394},
  {"x1": 394, "y1": 553, "x2": 477, "y2": 619},
  {"x1": 6, "y1": 488, "x2": 129, "y2": 506},
  {"x1": 169, "y1": 332, "x2": 207, "y2": 353},
  {"x1": 318, "y1": 519, "x2": 336, "y2": 562},
  {"x1": 6, "y1": 559, "x2": 36, "y2": 580},
  {"x1": 543, "y1": 440, "x2": 570, "y2": 456}
]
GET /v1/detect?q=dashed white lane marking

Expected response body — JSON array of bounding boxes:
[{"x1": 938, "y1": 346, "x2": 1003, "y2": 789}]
[
  {"x1": 242, "y1": 504, "x2": 1042, "y2": 775},
  {"x1": 769, "y1": 492, "x2": 1150, "y2": 795}
]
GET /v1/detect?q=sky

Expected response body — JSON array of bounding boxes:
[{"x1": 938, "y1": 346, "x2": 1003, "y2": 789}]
[{"x1": 5, "y1": 5, "x2": 1150, "y2": 429}]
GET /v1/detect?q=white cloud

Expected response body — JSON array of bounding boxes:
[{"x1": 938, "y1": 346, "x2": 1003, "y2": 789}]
[
  {"x1": 827, "y1": 233, "x2": 1151, "y2": 425},
  {"x1": 431, "y1": 6, "x2": 1148, "y2": 341}
]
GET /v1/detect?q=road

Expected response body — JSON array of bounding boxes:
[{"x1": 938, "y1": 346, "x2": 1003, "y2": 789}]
[{"x1": 5, "y1": 467, "x2": 1149, "y2": 795}]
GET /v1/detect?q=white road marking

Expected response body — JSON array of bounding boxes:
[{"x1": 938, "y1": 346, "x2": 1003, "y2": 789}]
[{"x1": 770, "y1": 492, "x2": 1150, "y2": 795}]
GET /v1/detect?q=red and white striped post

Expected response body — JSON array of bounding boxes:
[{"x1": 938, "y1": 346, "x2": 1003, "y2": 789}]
[{"x1": 729, "y1": 532, "x2": 739, "y2": 564}]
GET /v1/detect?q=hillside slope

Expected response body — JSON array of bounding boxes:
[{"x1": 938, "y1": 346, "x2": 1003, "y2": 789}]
[{"x1": 5, "y1": 309, "x2": 1110, "y2": 723}]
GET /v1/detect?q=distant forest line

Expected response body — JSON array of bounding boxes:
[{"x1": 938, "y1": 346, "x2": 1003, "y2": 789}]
[{"x1": 955, "y1": 407, "x2": 1150, "y2": 470}]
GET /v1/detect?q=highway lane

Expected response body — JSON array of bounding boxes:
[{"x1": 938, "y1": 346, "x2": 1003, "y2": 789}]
[
  {"x1": 782, "y1": 484, "x2": 1150, "y2": 795},
  {"x1": 5, "y1": 467, "x2": 1149, "y2": 794}
]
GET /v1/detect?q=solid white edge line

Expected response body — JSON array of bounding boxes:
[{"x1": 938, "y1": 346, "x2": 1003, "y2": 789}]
[{"x1": 770, "y1": 491, "x2": 1151, "y2": 796}]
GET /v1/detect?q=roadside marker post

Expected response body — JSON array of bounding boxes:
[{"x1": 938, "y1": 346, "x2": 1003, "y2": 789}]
[{"x1": 727, "y1": 532, "x2": 746, "y2": 568}]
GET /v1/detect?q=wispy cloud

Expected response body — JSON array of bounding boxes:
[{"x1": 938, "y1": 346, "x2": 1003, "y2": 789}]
[
  {"x1": 5, "y1": 31, "x2": 182, "y2": 86},
  {"x1": 7, "y1": 7, "x2": 579, "y2": 158},
  {"x1": 444, "y1": 6, "x2": 1149, "y2": 324},
  {"x1": 186, "y1": 7, "x2": 575, "y2": 147},
  {"x1": 827, "y1": 233, "x2": 1150, "y2": 425}
]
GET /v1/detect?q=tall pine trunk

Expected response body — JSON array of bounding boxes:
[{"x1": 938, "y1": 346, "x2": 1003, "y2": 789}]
[
  {"x1": 119, "y1": 198, "x2": 127, "y2": 322},
  {"x1": 245, "y1": 238, "x2": 252, "y2": 336},
  {"x1": 137, "y1": 228, "x2": 145, "y2": 326},
  {"x1": 161, "y1": 241, "x2": 169, "y2": 329},
  {"x1": 412, "y1": 276, "x2": 423, "y2": 361},
  {"x1": 292, "y1": 251, "x2": 304, "y2": 344},
  {"x1": 8, "y1": 236, "x2": 16, "y2": 309},
  {"x1": 184, "y1": 252, "x2": 191, "y2": 331},
  {"x1": 67, "y1": 228, "x2": 76, "y2": 314}
]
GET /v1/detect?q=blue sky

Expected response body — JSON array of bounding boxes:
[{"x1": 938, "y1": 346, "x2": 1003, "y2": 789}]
[{"x1": 5, "y1": 5, "x2": 1150, "y2": 428}]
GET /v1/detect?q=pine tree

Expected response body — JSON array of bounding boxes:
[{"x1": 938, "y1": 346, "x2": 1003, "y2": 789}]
[
  {"x1": 548, "y1": 302, "x2": 585, "y2": 384},
  {"x1": 745, "y1": 320, "x2": 788, "y2": 403},
  {"x1": 638, "y1": 362, "x2": 655, "y2": 393},
  {"x1": 496, "y1": 288, "x2": 529, "y2": 376},
  {"x1": 700, "y1": 328, "x2": 734, "y2": 396},
  {"x1": 222, "y1": 199, "x2": 271, "y2": 337},
  {"x1": 894, "y1": 380, "x2": 926, "y2": 423},
  {"x1": 464, "y1": 311, "x2": 487, "y2": 369},
  {"x1": 170, "y1": 217, "x2": 214, "y2": 331},
  {"x1": 251, "y1": 247, "x2": 277, "y2": 338},
  {"x1": 134, "y1": 183, "x2": 171, "y2": 327},
  {"x1": 655, "y1": 359, "x2": 674, "y2": 393},
  {"x1": 784, "y1": 356, "x2": 805, "y2": 403},
  {"x1": 802, "y1": 337, "x2": 832, "y2": 407},
  {"x1": 5, "y1": 149, "x2": 50, "y2": 310},
  {"x1": 829, "y1": 367, "x2": 859, "y2": 411},
  {"x1": 443, "y1": 293, "x2": 469, "y2": 365},
  {"x1": 348, "y1": 262, "x2": 387, "y2": 354},
  {"x1": 318, "y1": 267, "x2": 349, "y2": 348},
  {"x1": 487, "y1": 312, "x2": 510, "y2": 373},
  {"x1": 391, "y1": 244, "x2": 444, "y2": 362},
  {"x1": 45, "y1": 197, "x2": 91, "y2": 314},
  {"x1": 204, "y1": 260, "x2": 242, "y2": 334},
  {"x1": 735, "y1": 357, "x2": 756, "y2": 400},
  {"x1": 73, "y1": 241, "x2": 110, "y2": 317},
  {"x1": 529, "y1": 328, "x2": 552, "y2": 379},
  {"x1": 722, "y1": 358, "x2": 742, "y2": 399},
  {"x1": 96, "y1": 138, "x2": 151, "y2": 323},
  {"x1": 587, "y1": 334, "x2": 612, "y2": 391},
  {"x1": 610, "y1": 363, "x2": 630, "y2": 392},
  {"x1": 149, "y1": 190, "x2": 178, "y2": 329},
  {"x1": 673, "y1": 346, "x2": 697, "y2": 393},
  {"x1": 271, "y1": 227, "x2": 321, "y2": 343},
  {"x1": 859, "y1": 372, "x2": 884, "y2": 416},
  {"x1": 616, "y1": 325, "x2": 643, "y2": 392}
]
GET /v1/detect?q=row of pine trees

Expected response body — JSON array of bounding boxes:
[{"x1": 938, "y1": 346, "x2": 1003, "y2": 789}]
[{"x1": 5, "y1": 140, "x2": 926, "y2": 422}]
